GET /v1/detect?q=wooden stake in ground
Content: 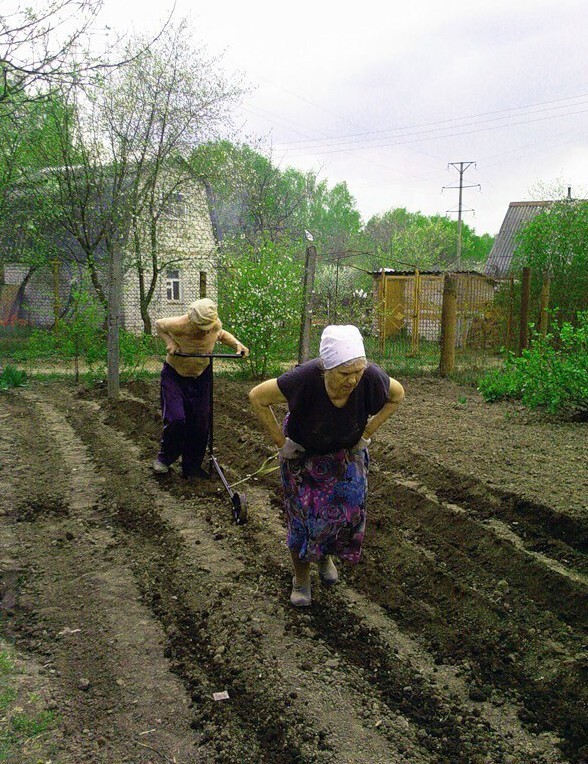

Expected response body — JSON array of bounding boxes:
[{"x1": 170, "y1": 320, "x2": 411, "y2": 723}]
[
  {"x1": 107, "y1": 248, "x2": 123, "y2": 400},
  {"x1": 518, "y1": 266, "x2": 531, "y2": 355},
  {"x1": 298, "y1": 244, "x2": 317, "y2": 365},
  {"x1": 439, "y1": 274, "x2": 457, "y2": 377}
]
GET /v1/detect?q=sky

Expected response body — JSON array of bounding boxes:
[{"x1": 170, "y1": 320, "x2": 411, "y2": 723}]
[{"x1": 98, "y1": 0, "x2": 588, "y2": 237}]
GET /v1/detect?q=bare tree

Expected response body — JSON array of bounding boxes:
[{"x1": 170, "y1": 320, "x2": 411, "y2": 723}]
[
  {"x1": 97, "y1": 19, "x2": 243, "y2": 332},
  {"x1": 0, "y1": 0, "x2": 105, "y2": 104},
  {"x1": 43, "y1": 19, "x2": 243, "y2": 331}
]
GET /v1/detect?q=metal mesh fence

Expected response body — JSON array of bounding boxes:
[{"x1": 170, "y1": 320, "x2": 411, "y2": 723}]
[
  {"x1": 0, "y1": 263, "x2": 573, "y2": 379},
  {"x1": 306, "y1": 270, "x2": 511, "y2": 376}
]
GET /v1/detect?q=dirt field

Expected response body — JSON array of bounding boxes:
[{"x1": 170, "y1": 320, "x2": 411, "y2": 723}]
[{"x1": 0, "y1": 375, "x2": 586, "y2": 764}]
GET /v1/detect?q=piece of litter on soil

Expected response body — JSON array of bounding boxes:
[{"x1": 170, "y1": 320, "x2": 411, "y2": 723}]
[
  {"x1": 57, "y1": 627, "x2": 81, "y2": 636},
  {"x1": 213, "y1": 690, "x2": 230, "y2": 701}
]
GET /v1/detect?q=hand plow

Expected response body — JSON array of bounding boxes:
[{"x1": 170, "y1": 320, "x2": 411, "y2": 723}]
[{"x1": 175, "y1": 351, "x2": 248, "y2": 525}]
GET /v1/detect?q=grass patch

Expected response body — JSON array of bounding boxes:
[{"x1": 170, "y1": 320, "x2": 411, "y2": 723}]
[
  {"x1": 0, "y1": 365, "x2": 27, "y2": 391},
  {"x1": 0, "y1": 646, "x2": 58, "y2": 762}
]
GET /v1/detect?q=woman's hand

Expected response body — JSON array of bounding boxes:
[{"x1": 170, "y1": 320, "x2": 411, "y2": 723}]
[
  {"x1": 351, "y1": 436, "x2": 371, "y2": 454},
  {"x1": 278, "y1": 437, "x2": 305, "y2": 459}
]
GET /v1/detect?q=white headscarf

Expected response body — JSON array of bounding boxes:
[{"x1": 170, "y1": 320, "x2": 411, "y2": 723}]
[{"x1": 319, "y1": 325, "x2": 366, "y2": 370}]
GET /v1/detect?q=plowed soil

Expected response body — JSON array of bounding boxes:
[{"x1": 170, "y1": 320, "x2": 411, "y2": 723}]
[{"x1": 1, "y1": 375, "x2": 586, "y2": 764}]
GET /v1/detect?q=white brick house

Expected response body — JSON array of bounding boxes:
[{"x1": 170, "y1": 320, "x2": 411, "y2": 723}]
[
  {"x1": 1, "y1": 177, "x2": 220, "y2": 333},
  {"x1": 121, "y1": 179, "x2": 219, "y2": 333}
]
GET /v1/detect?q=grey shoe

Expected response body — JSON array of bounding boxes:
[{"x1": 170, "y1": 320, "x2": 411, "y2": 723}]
[
  {"x1": 318, "y1": 555, "x2": 338, "y2": 586},
  {"x1": 152, "y1": 459, "x2": 169, "y2": 474},
  {"x1": 290, "y1": 576, "x2": 311, "y2": 607}
]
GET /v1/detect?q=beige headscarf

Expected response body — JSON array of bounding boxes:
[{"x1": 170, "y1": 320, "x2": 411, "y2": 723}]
[{"x1": 188, "y1": 298, "x2": 219, "y2": 330}]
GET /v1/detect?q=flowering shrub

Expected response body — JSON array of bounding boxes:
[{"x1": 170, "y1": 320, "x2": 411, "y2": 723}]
[{"x1": 219, "y1": 241, "x2": 303, "y2": 378}]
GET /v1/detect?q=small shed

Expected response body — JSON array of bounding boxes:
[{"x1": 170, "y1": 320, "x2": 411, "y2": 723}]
[{"x1": 372, "y1": 269, "x2": 497, "y2": 348}]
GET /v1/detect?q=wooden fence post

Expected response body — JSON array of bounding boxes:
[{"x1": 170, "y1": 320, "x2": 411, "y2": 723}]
[
  {"x1": 539, "y1": 276, "x2": 551, "y2": 336},
  {"x1": 52, "y1": 259, "x2": 61, "y2": 327},
  {"x1": 439, "y1": 274, "x2": 456, "y2": 377},
  {"x1": 505, "y1": 276, "x2": 514, "y2": 350},
  {"x1": 378, "y1": 273, "x2": 388, "y2": 356},
  {"x1": 410, "y1": 269, "x2": 421, "y2": 356},
  {"x1": 298, "y1": 244, "x2": 317, "y2": 365},
  {"x1": 518, "y1": 266, "x2": 531, "y2": 355}
]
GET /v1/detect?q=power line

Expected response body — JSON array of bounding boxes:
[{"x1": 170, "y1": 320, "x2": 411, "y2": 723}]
[
  {"x1": 281, "y1": 105, "x2": 588, "y2": 158},
  {"x1": 276, "y1": 92, "x2": 588, "y2": 149}
]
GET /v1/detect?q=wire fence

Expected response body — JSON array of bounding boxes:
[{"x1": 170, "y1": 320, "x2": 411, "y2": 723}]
[{"x1": 0, "y1": 264, "x2": 575, "y2": 381}]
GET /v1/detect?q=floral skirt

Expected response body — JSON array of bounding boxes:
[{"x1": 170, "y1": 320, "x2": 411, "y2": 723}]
[{"x1": 279, "y1": 448, "x2": 368, "y2": 564}]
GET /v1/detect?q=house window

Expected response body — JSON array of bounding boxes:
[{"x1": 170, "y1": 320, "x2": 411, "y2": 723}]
[
  {"x1": 166, "y1": 270, "x2": 180, "y2": 301},
  {"x1": 165, "y1": 191, "x2": 188, "y2": 219},
  {"x1": 199, "y1": 271, "x2": 207, "y2": 297}
]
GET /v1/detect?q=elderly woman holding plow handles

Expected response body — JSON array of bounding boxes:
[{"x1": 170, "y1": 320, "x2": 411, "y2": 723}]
[
  {"x1": 249, "y1": 325, "x2": 404, "y2": 607},
  {"x1": 153, "y1": 298, "x2": 249, "y2": 480}
]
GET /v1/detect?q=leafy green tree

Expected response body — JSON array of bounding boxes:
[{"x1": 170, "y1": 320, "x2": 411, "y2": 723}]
[
  {"x1": 191, "y1": 141, "x2": 363, "y2": 255},
  {"x1": 364, "y1": 208, "x2": 492, "y2": 270},
  {"x1": 0, "y1": 95, "x2": 75, "y2": 308},
  {"x1": 513, "y1": 199, "x2": 588, "y2": 323}
]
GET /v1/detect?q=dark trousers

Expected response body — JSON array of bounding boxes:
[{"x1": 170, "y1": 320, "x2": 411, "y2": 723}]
[{"x1": 157, "y1": 362, "x2": 211, "y2": 477}]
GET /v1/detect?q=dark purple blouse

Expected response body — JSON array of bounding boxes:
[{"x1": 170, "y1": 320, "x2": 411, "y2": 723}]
[{"x1": 277, "y1": 358, "x2": 390, "y2": 454}]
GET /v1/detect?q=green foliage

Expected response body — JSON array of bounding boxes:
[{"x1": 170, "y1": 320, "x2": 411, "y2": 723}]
[
  {"x1": 0, "y1": 365, "x2": 27, "y2": 390},
  {"x1": 364, "y1": 207, "x2": 492, "y2": 270},
  {"x1": 0, "y1": 651, "x2": 14, "y2": 676},
  {"x1": 312, "y1": 263, "x2": 373, "y2": 333},
  {"x1": 0, "y1": 646, "x2": 56, "y2": 761},
  {"x1": 13, "y1": 289, "x2": 156, "y2": 380},
  {"x1": 191, "y1": 140, "x2": 364, "y2": 254},
  {"x1": 478, "y1": 312, "x2": 588, "y2": 416},
  {"x1": 513, "y1": 199, "x2": 588, "y2": 323},
  {"x1": 219, "y1": 241, "x2": 303, "y2": 378}
]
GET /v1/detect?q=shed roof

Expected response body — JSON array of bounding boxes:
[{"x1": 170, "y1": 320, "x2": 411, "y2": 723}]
[
  {"x1": 484, "y1": 201, "x2": 552, "y2": 279},
  {"x1": 372, "y1": 268, "x2": 490, "y2": 277}
]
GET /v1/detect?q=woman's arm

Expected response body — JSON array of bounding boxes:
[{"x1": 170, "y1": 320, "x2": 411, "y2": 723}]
[
  {"x1": 363, "y1": 378, "x2": 404, "y2": 439},
  {"x1": 155, "y1": 318, "x2": 181, "y2": 355},
  {"x1": 219, "y1": 329, "x2": 249, "y2": 357},
  {"x1": 249, "y1": 379, "x2": 288, "y2": 448}
]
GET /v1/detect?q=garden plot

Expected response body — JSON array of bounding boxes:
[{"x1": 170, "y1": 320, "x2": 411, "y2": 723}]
[{"x1": 0, "y1": 377, "x2": 586, "y2": 764}]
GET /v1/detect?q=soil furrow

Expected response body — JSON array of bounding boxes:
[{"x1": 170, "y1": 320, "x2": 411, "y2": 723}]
[{"x1": 2, "y1": 377, "x2": 586, "y2": 764}]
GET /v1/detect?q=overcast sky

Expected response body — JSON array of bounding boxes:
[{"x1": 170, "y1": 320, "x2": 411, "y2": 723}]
[{"x1": 100, "y1": 0, "x2": 588, "y2": 236}]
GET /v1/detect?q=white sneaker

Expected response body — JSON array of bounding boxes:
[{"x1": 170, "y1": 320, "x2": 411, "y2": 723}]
[
  {"x1": 318, "y1": 556, "x2": 338, "y2": 586},
  {"x1": 152, "y1": 459, "x2": 169, "y2": 474}
]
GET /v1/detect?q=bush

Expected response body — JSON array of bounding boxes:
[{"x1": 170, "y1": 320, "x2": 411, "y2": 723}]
[
  {"x1": 0, "y1": 365, "x2": 28, "y2": 390},
  {"x1": 13, "y1": 289, "x2": 157, "y2": 380},
  {"x1": 478, "y1": 312, "x2": 588, "y2": 416}
]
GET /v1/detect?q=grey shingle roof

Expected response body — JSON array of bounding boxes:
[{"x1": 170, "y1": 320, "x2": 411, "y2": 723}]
[{"x1": 484, "y1": 201, "x2": 552, "y2": 278}]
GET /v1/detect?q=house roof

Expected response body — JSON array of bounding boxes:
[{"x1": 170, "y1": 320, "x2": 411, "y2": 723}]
[{"x1": 484, "y1": 201, "x2": 552, "y2": 279}]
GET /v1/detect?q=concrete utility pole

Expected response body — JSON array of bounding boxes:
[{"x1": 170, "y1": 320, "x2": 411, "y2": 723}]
[{"x1": 443, "y1": 162, "x2": 480, "y2": 269}]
